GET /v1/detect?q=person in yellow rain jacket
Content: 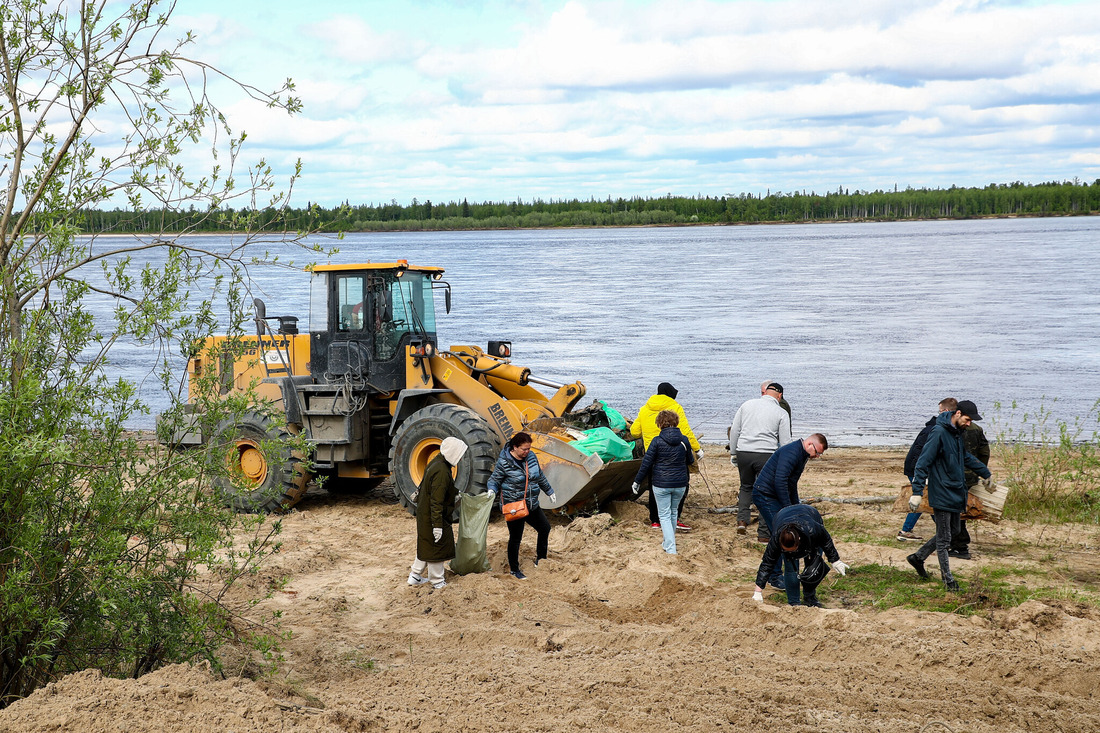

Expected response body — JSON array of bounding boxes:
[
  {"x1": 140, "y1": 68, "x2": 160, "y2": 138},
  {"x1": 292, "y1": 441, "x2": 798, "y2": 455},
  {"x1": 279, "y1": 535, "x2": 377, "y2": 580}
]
[{"x1": 630, "y1": 382, "x2": 704, "y2": 530}]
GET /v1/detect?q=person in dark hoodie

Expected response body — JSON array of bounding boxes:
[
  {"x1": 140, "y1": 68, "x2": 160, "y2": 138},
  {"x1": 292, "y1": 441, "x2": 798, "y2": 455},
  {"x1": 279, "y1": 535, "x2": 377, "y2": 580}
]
[
  {"x1": 631, "y1": 410, "x2": 694, "y2": 554},
  {"x1": 906, "y1": 400, "x2": 992, "y2": 592},
  {"x1": 896, "y1": 397, "x2": 958, "y2": 542},
  {"x1": 752, "y1": 433, "x2": 828, "y2": 589},
  {"x1": 752, "y1": 504, "x2": 849, "y2": 607}
]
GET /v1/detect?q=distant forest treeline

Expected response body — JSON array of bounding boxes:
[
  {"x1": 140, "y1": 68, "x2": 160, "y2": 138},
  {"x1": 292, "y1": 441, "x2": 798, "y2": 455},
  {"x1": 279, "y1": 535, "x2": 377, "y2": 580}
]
[{"x1": 79, "y1": 179, "x2": 1100, "y2": 233}]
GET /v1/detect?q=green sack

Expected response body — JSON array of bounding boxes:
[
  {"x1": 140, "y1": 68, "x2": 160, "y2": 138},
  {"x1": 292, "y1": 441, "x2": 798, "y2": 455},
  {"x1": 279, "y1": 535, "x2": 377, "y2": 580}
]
[
  {"x1": 569, "y1": 426, "x2": 635, "y2": 463},
  {"x1": 450, "y1": 490, "x2": 494, "y2": 575},
  {"x1": 598, "y1": 400, "x2": 628, "y2": 432}
]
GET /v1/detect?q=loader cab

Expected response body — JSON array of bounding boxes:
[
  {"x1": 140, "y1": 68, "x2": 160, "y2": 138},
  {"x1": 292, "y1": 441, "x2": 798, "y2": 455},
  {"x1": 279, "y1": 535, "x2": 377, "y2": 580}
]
[{"x1": 308, "y1": 262, "x2": 445, "y2": 392}]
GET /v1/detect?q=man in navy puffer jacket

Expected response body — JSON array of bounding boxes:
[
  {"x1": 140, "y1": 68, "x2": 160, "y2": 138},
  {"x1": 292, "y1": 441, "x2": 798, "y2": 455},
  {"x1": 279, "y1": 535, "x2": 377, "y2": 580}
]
[
  {"x1": 752, "y1": 433, "x2": 829, "y2": 589},
  {"x1": 632, "y1": 410, "x2": 694, "y2": 554}
]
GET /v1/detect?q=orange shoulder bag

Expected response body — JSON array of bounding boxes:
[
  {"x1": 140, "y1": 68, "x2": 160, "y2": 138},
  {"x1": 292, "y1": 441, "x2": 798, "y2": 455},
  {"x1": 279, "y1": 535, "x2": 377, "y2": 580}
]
[{"x1": 502, "y1": 460, "x2": 530, "y2": 522}]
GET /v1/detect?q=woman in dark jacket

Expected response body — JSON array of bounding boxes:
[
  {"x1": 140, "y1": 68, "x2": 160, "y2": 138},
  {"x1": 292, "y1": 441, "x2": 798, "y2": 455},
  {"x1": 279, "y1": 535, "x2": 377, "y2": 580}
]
[
  {"x1": 632, "y1": 410, "x2": 694, "y2": 554},
  {"x1": 408, "y1": 437, "x2": 468, "y2": 589},
  {"x1": 752, "y1": 504, "x2": 848, "y2": 607},
  {"x1": 487, "y1": 431, "x2": 557, "y2": 580}
]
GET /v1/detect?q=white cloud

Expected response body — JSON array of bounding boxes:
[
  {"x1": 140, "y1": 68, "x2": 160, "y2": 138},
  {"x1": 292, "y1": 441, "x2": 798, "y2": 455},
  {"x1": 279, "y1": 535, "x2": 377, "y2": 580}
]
[
  {"x1": 171, "y1": 0, "x2": 1100, "y2": 204},
  {"x1": 303, "y1": 15, "x2": 426, "y2": 65}
]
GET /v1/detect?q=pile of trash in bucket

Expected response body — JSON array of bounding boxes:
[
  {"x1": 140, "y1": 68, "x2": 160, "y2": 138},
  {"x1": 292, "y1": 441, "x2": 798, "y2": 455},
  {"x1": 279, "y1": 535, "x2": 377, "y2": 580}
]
[{"x1": 561, "y1": 400, "x2": 637, "y2": 463}]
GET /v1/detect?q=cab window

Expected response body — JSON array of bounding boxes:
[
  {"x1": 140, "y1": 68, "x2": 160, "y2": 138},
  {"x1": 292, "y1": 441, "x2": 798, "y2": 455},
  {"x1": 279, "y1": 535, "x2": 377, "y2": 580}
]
[{"x1": 336, "y1": 275, "x2": 365, "y2": 332}]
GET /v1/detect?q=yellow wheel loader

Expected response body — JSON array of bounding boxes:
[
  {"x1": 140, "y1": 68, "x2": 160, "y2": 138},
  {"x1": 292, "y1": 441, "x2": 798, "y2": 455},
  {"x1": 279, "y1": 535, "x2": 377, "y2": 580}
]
[{"x1": 172, "y1": 262, "x2": 640, "y2": 513}]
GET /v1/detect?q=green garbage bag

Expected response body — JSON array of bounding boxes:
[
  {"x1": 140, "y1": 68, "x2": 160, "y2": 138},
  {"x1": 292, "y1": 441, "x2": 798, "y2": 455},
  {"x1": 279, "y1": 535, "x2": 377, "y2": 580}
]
[
  {"x1": 450, "y1": 490, "x2": 494, "y2": 575},
  {"x1": 598, "y1": 400, "x2": 628, "y2": 432},
  {"x1": 569, "y1": 426, "x2": 635, "y2": 463}
]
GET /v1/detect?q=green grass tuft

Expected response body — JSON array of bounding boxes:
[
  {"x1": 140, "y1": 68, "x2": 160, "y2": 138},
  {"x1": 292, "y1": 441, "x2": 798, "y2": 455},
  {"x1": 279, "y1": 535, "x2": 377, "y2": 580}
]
[{"x1": 812, "y1": 563, "x2": 1100, "y2": 616}]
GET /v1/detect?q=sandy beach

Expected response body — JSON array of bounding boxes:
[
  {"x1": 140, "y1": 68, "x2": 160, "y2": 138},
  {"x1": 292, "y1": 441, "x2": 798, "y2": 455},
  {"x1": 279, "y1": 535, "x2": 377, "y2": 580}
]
[{"x1": 3, "y1": 446, "x2": 1100, "y2": 733}]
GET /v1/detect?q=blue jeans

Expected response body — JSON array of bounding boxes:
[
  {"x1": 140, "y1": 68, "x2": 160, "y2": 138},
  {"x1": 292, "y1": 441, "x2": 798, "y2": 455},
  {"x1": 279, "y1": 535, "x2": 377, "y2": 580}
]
[
  {"x1": 752, "y1": 489, "x2": 789, "y2": 582},
  {"x1": 900, "y1": 512, "x2": 922, "y2": 533},
  {"x1": 653, "y1": 485, "x2": 687, "y2": 554}
]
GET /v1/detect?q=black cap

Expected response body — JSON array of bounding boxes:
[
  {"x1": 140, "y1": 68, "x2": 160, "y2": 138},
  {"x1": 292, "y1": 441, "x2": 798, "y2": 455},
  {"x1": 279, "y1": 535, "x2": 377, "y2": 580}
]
[
  {"x1": 766, "y1": 382, "x2": 784, "y2": 394},
  {"x1": 657, "y1": 382, "x2": 678, "y2": 399},
  {"x1": 957, "y1": 400, "x2": 982, "y2": 421}
]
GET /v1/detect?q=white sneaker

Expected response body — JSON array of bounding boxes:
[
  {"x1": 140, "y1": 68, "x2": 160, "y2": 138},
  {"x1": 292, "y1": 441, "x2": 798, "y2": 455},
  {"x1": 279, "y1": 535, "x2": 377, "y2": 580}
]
[
  {"x1": 431, "y1": 581, "x2": 447, "y2": 589},
  {"x1": 408, "y1": 573, "x2": 430, "y2": 586}
]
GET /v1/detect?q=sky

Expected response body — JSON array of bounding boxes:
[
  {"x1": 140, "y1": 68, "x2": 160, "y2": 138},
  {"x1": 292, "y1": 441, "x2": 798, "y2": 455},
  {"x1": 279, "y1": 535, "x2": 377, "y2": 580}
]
[{"x1": 165, "y1": 0, "x2": 1100, "y2": 207}]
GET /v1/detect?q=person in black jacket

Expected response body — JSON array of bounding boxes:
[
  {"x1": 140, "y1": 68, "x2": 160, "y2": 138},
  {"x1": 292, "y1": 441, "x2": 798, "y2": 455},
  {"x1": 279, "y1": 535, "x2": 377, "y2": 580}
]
[
  {"x1": 632, "y1": 410, "x2": 694, "y2": 554},
  {"x1": 752, "y1": 433, "x2": 828, "y2": 589},
  {"x1": 752, "y1": 504, "x2": 849, "y2": 607},
  {"x1": 951, "y1": 420, "x2": 990, "y2": 559},
  {"x1": 896, "y1": 398, "x2": 958, "y2": 542}
]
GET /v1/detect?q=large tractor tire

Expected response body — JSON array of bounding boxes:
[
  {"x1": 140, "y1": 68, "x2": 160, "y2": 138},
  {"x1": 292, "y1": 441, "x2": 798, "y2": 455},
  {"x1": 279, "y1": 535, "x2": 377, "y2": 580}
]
[
  {"x1": 212, "y1": 410, "x2": 311, "y2": 513},
  {"x1": 389, "y1": 403, "x2": 500, "y2": 515}
]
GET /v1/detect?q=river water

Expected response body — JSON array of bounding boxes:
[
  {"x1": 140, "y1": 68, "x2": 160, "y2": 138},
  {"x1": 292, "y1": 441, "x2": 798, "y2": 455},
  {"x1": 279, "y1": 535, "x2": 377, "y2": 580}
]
[{"x1": 97, "y1": 216, "x2": 1100, "y2": 446}]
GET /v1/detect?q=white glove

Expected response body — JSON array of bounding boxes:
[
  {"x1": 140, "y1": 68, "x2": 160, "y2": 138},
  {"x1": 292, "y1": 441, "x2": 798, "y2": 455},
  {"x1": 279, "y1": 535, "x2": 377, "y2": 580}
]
[
  {"x1": 695, "y1": 448, "x2": 705, "y2": 460},
  {"x1": 908, "y1": 494, "x2": 922, "y2": 511},
  {"x1": 752, "y1": 588, "x2": 764, "y2": 602},
  {"x1": 980, "y1": 475, "x2": 995, "y2": 491},
  {"x1": 546, "y1": 492, "x2": 556, "y2": 505},
  {"x1": 487, "y1": 490, "x2": 495, "y2": 500},
  {"x1": 631, "y1": 482, "x2": 641, "y2": 496},
  {"x1": 833, "y1": 561, "x2": 849, "y2": 576},
  {"x1": 432, "y1": 528, "x2": 442, "y2": 542}
]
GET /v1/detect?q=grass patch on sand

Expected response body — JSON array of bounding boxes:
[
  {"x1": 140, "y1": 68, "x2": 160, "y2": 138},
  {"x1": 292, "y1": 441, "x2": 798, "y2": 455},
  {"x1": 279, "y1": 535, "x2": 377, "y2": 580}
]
[
  {"x1": 822, "y1": 514, "x2": 898, "y2": 548},
  {"x1": 812, "y1": 563, "x2": 1100, "y2": 616}
]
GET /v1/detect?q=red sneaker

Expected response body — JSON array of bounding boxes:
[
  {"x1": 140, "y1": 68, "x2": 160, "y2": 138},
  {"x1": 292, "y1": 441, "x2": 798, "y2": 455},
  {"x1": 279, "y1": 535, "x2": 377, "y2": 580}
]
[
  {"x1": 650, "y1": 522, "x2": 661, "y2": 529},
  {"x1": 676, "y1": 521, "x2": 692, "y2": 531}
]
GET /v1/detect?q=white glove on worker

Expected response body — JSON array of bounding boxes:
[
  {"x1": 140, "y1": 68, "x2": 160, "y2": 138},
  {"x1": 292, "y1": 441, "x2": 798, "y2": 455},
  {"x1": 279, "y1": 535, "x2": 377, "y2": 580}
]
[
  {"x1": 487, "y1": 490, "x2": 495, "y2": 500},
  {"x1": 631, "y1": 482, "x2": 641, "y2": 497},
  {"x1": 979, "y1": 475, "x2": 995, "y2": 491},
  {"x1": 695, "y1": 448, "x2": 705, "y2": 461},
  {"x1": 908, "y1": 494, "x2": 922, "y2": 512},
  {"x1": 752, "y1": 587, "x2": 764, "y2": 602},
  {"x1": 433, "y1": 528, "x2": 443, "y2": 542},
  {"x1": 545, "y1": 491, "x2": 557, "y2": 505},
  {"x1": 832, "y1": 561, "x2": 849, "y2": 576}
]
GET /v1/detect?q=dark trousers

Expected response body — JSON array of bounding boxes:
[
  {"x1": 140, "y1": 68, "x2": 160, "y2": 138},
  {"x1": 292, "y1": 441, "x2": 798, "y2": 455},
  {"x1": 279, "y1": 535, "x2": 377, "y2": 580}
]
[
  {"x1": 914, "y1": 509, "x2": 960, "y2": 587},
  {"x1": 648, "y1": 485, "x2": 688, "y2": 524},
  {"x1": 507, "y1": 506, "x2": 551, "y2": 572},
  {"x1": 752, "y1": 488, "x2": 788, "y2": 582},
  {"x1": 783, "y1": 552, "x2": 824, "y2": 606},
  {"x1": 951, "y1": 520, "x2": 971, "y2": 552},
  {"x1": 735, "y1": 451, "x2": 772, "y2": 529}
]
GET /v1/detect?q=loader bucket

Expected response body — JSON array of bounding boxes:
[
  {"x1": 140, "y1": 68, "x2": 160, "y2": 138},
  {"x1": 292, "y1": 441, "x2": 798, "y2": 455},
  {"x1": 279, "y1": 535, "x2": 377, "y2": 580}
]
[{"x1": 529, "y1": 432, "x2": 641, "y2": 514}]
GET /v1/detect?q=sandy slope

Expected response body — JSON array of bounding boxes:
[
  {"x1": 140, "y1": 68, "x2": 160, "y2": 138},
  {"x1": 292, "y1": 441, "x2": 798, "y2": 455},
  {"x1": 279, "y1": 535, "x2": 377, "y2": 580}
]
[{"x1": 4, "y1": 447, "x2": 1100, "y2": 733}]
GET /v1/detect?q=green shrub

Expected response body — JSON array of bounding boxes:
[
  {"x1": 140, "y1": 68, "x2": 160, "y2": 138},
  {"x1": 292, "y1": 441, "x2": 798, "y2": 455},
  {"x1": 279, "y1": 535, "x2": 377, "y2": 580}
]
[{"x1": 990, "y1": 400, "x2": 1100, "y2": 523}]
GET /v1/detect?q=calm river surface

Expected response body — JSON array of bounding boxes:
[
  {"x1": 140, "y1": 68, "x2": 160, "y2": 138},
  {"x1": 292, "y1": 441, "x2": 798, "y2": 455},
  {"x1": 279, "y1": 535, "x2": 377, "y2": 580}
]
[{"x1": 102, "y1": 217, "x2": 1100, "y2": 446}]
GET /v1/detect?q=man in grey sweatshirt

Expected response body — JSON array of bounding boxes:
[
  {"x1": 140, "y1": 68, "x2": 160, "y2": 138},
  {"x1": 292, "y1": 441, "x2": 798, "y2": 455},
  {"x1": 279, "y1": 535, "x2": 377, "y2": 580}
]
[{"x1": 728, "y1": 381, "x2": 794, "y2": 539}]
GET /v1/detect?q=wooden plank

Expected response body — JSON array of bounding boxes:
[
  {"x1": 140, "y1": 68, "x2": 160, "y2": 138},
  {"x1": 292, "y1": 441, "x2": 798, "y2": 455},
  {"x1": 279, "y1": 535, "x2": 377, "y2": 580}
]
[{"x1": 892, "y1": 482, "x2": 1012, "y2": 522}]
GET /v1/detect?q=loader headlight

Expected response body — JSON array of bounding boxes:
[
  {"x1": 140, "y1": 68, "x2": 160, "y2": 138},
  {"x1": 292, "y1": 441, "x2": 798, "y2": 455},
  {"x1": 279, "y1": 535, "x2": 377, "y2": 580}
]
[{"x1": 488, "y1": 340, "x2": 511, "y2": 358}]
